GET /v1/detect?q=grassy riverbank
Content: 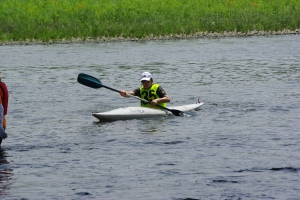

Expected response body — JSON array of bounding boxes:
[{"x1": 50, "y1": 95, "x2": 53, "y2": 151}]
[{"x1": 1, "y1": 0, "x2": 299, "y2": 44}]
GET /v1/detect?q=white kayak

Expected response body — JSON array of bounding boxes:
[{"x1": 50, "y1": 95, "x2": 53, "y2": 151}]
[{"x1": 92, "y1": 102, "x2": 204, "y2": 121}]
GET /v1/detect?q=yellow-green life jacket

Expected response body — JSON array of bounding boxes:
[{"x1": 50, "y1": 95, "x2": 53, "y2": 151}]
[{"x1": 140, "y1": 84, "x2": 166, "y2": 108}]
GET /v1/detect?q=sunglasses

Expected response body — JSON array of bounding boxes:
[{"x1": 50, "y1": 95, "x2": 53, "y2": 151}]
[{"x1": 141, "y1": 80, "x2": 150, "y2": 83}]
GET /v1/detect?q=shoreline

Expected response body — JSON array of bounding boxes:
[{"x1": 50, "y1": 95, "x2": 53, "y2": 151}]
[{"x1": 1, "y1": 29, "x2": 299, "y2": 46}]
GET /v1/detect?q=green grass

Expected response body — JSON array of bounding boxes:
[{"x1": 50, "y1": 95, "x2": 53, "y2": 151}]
[{"x1": 0, "y1": 0, "x2": 299, "y2": 42}]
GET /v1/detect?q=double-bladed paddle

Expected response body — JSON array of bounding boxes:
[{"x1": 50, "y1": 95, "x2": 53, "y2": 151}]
[{"x1": 77, "y1": 73, "x2": 183, "y2": 116}]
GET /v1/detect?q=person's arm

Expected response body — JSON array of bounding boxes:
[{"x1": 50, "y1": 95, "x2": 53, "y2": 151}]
[
  {"x1": 120, "y1": 88, "x2": 140, "y2": 98},
  {"x1": 120, "y1": 90, "x2": 134, "y2": 97},
  {"x1": 150, "y1": 86, "x2": 170, "y2": 106},
  {"x1": 150, "y1": 95, "x2": 170, "y2": 106}
]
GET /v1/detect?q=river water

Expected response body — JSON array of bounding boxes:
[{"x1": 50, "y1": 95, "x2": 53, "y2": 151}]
[{"x1": 0, "y1": 35, "x2": 299, "y2": 199}]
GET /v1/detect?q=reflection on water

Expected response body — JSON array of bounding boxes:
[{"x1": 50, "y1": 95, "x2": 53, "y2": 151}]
[
  {"x1": 138, "y1": 118, "x2": 168, "y2": 133},
  {"x1": 0, "y1": 149, "x2": 12, "y2": 195}
]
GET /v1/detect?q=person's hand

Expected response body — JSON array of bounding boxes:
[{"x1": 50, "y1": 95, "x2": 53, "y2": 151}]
[
  {"x1": 150, "y1": 99, "x2": 158, "y2": 106},
  {"x1": 120, "y1": 90, "x2": 127, "y2": 97}
]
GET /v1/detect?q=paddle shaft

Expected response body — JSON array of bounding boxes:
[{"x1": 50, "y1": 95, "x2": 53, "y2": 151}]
[
  {"x1": 92, "y1": 82, "x2": 150, "y2": 104},
  {"x1": 101, "y1": 84, "x2": 120, "y2": 93}
]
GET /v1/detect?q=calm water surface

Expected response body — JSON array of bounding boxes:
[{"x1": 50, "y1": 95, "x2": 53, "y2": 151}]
[{"x1": 0, "y1": 35, "x2": 300, "y2": 199}]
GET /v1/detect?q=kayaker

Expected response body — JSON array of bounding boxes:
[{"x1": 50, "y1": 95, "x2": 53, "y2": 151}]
[
  {"x1": 0, "y1": 72, "x2": 8, "y2": 145},
  {"x1": 120, "y1": 72, "x2": 170, "y2": 108}
]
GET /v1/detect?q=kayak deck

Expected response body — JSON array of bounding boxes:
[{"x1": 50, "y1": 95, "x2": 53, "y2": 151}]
[{"x1": 92, "y1": 102, "x2": 204, "y2": 121}]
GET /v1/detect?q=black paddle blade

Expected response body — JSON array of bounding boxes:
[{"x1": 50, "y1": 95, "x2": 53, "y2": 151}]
[
  {"x1": 156, "y1": 104, "x2": 183, "y2": 117},
  {"x1": 77, "y1": 73, "x2": 103, "y2": 89},
  {"x1": 170, "y1": 109, "x2": 184, "y2": 116}
]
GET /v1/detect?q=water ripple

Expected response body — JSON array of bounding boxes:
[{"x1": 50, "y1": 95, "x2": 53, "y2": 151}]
[{"x1": 0, "y1": 35, "x2": 299, "y2": 199}]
